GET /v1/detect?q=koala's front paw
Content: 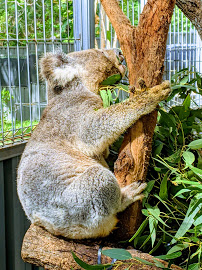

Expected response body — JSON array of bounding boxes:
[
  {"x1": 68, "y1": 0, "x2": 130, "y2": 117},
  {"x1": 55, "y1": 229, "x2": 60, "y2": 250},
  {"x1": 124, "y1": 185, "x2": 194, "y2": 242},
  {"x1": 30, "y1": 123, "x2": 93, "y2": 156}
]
[
  {"x1": 149, "y1": 81, "x2": 171, "y2": 102},
  {"x1": 118, "y1": 182, "x2": 147, "y2": 212}
]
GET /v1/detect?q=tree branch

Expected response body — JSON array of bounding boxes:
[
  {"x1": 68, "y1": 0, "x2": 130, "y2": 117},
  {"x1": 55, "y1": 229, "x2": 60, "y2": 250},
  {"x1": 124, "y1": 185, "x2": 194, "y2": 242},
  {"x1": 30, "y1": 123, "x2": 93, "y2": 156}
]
[
  {"x1": 100, "y1": 0, "x2": 134, "y2": 59},
  {"x1": 100, "y1": 0, "x2": 175, "y2": 239},
  {"x1": 21, "y1": 224, "x2": 183, "y2": 270},
  {"x1": 176, "y1": 0, "x2": 202, "y2": 39}
]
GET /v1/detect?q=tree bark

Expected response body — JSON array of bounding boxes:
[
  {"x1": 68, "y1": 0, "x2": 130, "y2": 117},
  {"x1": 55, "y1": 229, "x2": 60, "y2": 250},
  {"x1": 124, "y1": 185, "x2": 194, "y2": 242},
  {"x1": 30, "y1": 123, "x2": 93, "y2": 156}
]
[
  {"x1": 176, "y1": 0, "x2": 202, "y2": 39},
  {"x1": 21, "y1": 224, "x2": 183, "y2": 270},
  {"x1": 100, "y1": 0, "x2": 176, "y2": 239}
]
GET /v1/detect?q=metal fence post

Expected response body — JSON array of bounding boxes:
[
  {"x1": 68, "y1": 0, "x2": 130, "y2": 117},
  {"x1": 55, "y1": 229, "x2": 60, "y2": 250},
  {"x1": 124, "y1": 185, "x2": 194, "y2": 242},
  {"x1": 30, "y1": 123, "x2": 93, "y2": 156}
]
[{"x1": 73, "y1": 0, "x2": 95, "y2": 50}]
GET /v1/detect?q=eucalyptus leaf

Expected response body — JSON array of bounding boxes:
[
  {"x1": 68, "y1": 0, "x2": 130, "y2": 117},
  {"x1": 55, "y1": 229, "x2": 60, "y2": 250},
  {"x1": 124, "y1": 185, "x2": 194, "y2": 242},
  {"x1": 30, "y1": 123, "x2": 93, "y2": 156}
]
[
  {"x1": 100, "y1": 90, "x2": 110, "y2": 108},
  {"x1": 129, "y1": 218, "x2": 149, "y2": 242},
  {"x1": 159, "y1": 109, "x2": 176, "y2": 129},
  {"x1": 149, "y1": 216, "x2": 158, "y2": 247},
  {"x1": 101, "y1": 73, "x2": 122, "y2": 85},
  {"x1": 183, "y1": 151, "x2": 195, "y2": 165},
  {"x1": 156, "y1": 251, "x2": 182, "y2": 260},
  {"x1": 167, "y1": 244, "x2": 189, "y2": 255},
  {"x1": 153, "y1": 259, "x2": 166, "y2": 268},
  {"x1": 188, "y1": 139, "x2": 202, "y2": 150},
  {"x1": 159, "y1": 172, "x2": 168, "y2": 200},
  {"x1": 72, "y1": 252, "x2": 112, "y2": 269},
  {"x1": 171, "y1": 197, "x2": 201, "y2": 244},
  {"x1": 180, "y1": 75, "x2": 189, "y2": 85},
  {"x1": 164, "y1": 149, "x2": 181, "y2": 164},
  {"x1": 188, "y1": 165, "x2": 202, "y2": 178},
  {"x1": 174, "y1": 188, "x2": 191, "y2": 198},
  {"x1": 172, "y1": 84, "x2": 196, "y2": 90},
  {"x1": 146, "y1": 204, "x2": 170, "y2": 228},
  {"x1": 187, "y1": 263, "x2": 200, "y2": 270},
  {"x1": 102, "y1": 249, "x2": 132, "y2": 260},
  {"x1": 133, "y1": 256, "x2": 153, "y2": 266}
]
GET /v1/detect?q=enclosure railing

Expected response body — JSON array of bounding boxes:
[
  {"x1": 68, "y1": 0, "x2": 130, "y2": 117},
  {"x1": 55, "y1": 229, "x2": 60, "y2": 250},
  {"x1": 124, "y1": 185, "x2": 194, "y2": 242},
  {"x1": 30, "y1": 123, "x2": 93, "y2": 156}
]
[{"x1": 0, "y1": 0, "x2": 78, "y2": 148}]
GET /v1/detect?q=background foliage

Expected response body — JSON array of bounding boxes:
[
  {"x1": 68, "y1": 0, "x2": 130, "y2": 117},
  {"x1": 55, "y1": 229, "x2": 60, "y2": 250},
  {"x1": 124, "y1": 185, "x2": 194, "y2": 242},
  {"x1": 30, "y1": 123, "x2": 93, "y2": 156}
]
[
  {"x1": 0, "y1": 0, "x2": 73, "y2": 46},
  {"x1": 74, "y1": 70, "x2": 202, "y2": 270}
]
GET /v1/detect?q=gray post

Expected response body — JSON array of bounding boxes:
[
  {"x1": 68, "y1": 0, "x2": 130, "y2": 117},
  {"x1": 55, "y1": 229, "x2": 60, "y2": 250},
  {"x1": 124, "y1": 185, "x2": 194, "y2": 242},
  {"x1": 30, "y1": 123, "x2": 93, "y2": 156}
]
[{"x1": 73, "y1": 0, "x2": 95, "y2": 51}]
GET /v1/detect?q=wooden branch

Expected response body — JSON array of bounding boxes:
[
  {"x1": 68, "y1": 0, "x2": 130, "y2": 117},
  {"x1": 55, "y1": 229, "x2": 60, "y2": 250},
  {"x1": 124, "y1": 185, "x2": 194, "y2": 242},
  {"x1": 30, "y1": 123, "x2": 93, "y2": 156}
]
[
  {"x1": 22, "y1": 224, "x2": 183, "y2": 270},
  {"x1": 176, "y1": 0, "x2": 202, "y2": 39},
  {"x1": 100, "y1": 0, "x2": 134, "y2": 62},
  {"x1": 100, "y1": 0, "x2": 176, "y2": 239}
]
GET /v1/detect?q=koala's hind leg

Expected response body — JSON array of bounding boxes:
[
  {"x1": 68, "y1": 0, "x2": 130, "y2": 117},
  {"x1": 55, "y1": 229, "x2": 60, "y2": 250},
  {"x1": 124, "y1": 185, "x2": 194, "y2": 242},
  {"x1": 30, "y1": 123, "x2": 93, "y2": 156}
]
[{"x1": 118, "y1": 182, "x2": 147, "y2": 213}]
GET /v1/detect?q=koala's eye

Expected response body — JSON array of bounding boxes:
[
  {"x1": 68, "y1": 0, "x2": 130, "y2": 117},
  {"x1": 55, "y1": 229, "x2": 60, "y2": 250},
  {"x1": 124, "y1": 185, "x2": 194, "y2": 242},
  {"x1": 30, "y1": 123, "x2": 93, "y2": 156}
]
[{"x1": 54, "y1": 85, "x2": 63, "y2": 94}]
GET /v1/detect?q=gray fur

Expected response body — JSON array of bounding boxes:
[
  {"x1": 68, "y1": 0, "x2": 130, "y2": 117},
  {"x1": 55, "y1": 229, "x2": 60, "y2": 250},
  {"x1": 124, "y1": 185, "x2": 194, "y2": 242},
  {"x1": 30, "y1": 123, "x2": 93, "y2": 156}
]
[{"x1": 17, "y1": 49, "x2": 171, "y2": 239}]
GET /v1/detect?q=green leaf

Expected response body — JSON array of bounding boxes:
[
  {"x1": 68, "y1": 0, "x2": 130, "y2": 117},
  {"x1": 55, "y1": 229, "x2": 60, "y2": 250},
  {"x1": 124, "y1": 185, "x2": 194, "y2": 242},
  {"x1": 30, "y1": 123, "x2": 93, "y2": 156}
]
[
  {"x1": 179, "y1": 94, "x2": 191, "y2": 119},
  {"x1": 72, "y1": 252, "x2": 112, "y2": 269},
  {"x1": 106, "y1": 30, "x2": 111, "y2": 42},
  {"x1": 133, "y1": 256, "x2": 153, "y2": 266},
  {"x1": 172, "y1": 84, "x2": 196, "y2": 90},
  {"x1": 149, "y1": 215, "x2": 158, "y2": 247},
  {"x1": 159, "y1": 109, "x2": 176, "y2": 129},
  {"x1": 116, "y1": 84, "x2": 129, "y2": 91},
  {"x1": 146, "y1": 204, "x2": 170, "y2": 228},
  {"x1": 183, "y1": 151, "x2": 195, "y2": 165},
  {"x1": 174, "y1": 188, "x2": 191, "y2": 198},
  {"x1": 101, "y1": 73, "x2": 122, "y2": 85},
  {"x1": 188, "y1": 263, "x2": 200, "y2": 270},
  {"x1": 171, "y1": 197, "x2": 202, "y2": 244},
  {"x1": 107, "y1": 89, "x2": 113, "y2": 104},
  {"x1": 156, "y1": 251, "x2": 182, "y2": 260},
  {"x1": 164, "y1": 149, "x2": 181, "y2": 164},
  {"x1": 159, "y1": 172, "x2": 168, "y2": 200},
  {"x1": 101, "y1": 249, "x2": 132, "y2": 260},
  {"x1": 153, "y1": 259, "x2": 166, "y2": 268},
  {"x1": 194, "y1": 216, "x2": 202, "y2": 226},
  {"x1": 100, "y1": 90, "x2": 110, "y2": 108},
  {"x1": 188, "y1": 165, "x2": 202, "y2": 178},
  {"x1": 180, "y1": 75, "x2": 189, "y2": 85},
  {"x1": 129, "y1": 218, "x2": 149, "y2": 242},
  {"x1": 167, "y1": 244, "x2": 189, "y2": 255},
  {"x1": 188, "y1": 139, "x2": 202, "y2": 150},
  {"x1": 153, "y1": 140, "x2": 164, "y2": 157}
]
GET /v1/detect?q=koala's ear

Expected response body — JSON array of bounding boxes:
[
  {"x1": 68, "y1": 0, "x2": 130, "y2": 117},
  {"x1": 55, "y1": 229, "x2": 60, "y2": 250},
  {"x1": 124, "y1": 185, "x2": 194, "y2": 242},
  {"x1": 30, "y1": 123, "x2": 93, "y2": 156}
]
[{"x1": 40, "y1": 52, "x2": 79, "y2": 87}]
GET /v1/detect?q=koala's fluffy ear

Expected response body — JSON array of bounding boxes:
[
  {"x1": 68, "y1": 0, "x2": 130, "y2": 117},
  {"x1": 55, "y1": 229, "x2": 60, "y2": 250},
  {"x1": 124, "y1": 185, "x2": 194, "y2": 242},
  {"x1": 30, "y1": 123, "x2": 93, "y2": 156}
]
[{"x1": 40, "y1": 51, "x2": 79, "y2": 87}]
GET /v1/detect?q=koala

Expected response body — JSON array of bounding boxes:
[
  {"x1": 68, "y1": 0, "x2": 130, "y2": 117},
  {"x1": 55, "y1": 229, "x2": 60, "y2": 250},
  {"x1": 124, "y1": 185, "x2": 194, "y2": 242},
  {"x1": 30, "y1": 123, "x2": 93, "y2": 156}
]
[{"x1": 17, "y1": 48, "x2": 171, "y2": 239}]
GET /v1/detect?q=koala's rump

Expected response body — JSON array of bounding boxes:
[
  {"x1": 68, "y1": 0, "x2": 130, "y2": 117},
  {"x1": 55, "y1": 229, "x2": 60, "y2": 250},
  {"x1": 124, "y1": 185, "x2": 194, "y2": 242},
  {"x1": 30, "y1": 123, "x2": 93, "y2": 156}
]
[{"x1": 17, "y1": 143, "x2": 121, "y2": 238}]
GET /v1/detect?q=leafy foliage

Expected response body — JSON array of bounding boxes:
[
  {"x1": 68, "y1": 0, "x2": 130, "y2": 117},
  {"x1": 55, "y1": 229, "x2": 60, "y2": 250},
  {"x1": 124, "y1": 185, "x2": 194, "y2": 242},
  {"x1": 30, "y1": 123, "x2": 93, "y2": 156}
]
[
  {"x1": 132, "y1": 70, "x2": 202, "y2": 269},
  {"x1": 73, "y1": 70, "x2": 201, "y2": 269}
]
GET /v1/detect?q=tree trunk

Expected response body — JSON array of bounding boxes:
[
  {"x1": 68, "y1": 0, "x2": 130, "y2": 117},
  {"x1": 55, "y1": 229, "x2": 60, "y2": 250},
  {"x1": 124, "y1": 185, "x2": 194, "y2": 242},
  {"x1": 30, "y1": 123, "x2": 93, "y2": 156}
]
[
  {"x1": 100, "y1": 0, "x2": 176, "y2": 239},
  {"x1": 21, "y1": 224, "x2": 183, "y2": 270},
  {"x1": 176, "y1": 0, "x2": 202, "y2": 39}
]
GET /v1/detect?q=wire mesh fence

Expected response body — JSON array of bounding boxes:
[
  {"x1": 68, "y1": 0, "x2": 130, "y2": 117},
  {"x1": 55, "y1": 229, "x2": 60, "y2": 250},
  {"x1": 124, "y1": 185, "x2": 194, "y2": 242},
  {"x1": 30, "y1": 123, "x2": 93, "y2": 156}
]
[{"x1": 0, "y1": 0, "x2": 77, "y2": 147}]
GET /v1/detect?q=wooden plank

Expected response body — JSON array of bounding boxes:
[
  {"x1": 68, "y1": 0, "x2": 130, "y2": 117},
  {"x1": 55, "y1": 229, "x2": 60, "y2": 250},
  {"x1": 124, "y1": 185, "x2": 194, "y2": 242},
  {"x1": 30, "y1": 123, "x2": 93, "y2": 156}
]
[
  {"x1": 12, "y1": 156, "x2": 31, "y2": 270},
  {"x1": 4, "y1": 158, "x2": 16, "y2": 270},
  {"x1": 0, "y1": 161, "x2": 6, "y2": 270},
  {"x1": 0, "y1": 142, "x2": 26, "y2": 162}
]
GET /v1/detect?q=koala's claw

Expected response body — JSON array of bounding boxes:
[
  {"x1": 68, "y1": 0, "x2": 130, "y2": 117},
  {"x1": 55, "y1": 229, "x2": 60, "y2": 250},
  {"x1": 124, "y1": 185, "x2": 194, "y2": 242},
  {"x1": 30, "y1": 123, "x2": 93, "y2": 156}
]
[{"x1": 119, "y1": 182, "x2": 147, "y2": 212}]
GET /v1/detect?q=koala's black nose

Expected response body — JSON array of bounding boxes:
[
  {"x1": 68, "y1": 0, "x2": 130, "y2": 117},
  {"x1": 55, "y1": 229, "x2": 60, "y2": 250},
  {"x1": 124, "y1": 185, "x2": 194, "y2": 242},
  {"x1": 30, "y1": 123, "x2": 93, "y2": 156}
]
[
  {"x1": 118, "y1": 51, "x2": 125, "y2": 63},
  {"x1": 113, "y1": 48, "x2": 125, "y2": 63}
]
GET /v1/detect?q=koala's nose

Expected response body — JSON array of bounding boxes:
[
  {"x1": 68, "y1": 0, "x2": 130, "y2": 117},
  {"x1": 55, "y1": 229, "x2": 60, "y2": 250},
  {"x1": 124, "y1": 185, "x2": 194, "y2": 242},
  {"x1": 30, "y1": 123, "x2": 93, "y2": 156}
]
[
  {"x1": 118, "y1": 52, "x2": 125, "y2": 63},
  {"x1": 113, "y1": 48, "x2": 125, "y2": 63}
]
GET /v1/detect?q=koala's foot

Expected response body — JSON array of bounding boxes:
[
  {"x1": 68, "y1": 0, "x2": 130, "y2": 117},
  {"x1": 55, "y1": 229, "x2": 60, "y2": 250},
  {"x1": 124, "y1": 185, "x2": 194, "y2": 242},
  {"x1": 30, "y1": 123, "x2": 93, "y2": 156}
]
[{"x1": 118, "y1": 182, "x2": 147, "y2": 213}]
